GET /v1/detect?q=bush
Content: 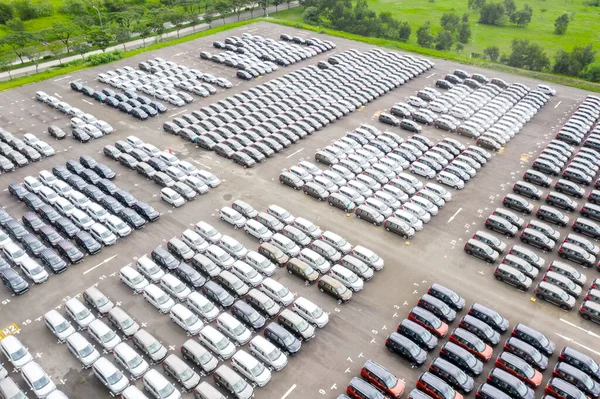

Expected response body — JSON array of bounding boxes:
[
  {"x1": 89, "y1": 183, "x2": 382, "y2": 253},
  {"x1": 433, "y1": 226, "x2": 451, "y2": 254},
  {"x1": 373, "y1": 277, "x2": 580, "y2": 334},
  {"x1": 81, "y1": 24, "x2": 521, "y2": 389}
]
[
  {"x1": 12, "y1": 0, "x2": 54, "y2": 20},
  {"x1": 302, "y1": 6, "x2": 320, "y2": 25},
  {"x1": 87, "y1": 50, "x2": 124, "y2": 66},
  {"x1": 0, "y1": 3, "x2": 15, "y2": 24}
]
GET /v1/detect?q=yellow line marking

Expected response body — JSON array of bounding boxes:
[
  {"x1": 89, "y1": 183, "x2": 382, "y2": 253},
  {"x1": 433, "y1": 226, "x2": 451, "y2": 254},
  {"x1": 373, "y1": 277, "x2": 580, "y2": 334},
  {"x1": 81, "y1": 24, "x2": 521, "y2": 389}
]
[{"x1": 0, "y1": 323, "x2": 20, "y2": 340}]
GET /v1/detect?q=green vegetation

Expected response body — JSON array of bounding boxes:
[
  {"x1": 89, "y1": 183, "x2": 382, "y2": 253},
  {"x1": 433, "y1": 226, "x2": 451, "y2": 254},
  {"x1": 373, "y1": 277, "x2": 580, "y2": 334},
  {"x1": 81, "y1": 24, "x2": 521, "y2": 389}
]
[
  {"x1": 283, "y1": 0, "x2": 600, "y2": 83},
  {"x1": 265, "y1": 17, "x2": 600, "y2": 93},
  {"x1": 0, "y1": 19, "x2": 252, "y2": 92}
]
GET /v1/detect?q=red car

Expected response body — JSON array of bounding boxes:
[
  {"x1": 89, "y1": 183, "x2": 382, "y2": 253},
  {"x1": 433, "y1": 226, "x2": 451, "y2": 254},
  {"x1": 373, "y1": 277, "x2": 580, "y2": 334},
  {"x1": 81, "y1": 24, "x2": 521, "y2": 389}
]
[
  {"x1": 408, "y1": 306, "x2": 449, "y2": 337},
  {"x1": 495, "y1": 352, "x2": 543, "y2": 387},
  {"x1": 449, "y1": 328, "x2": 493, "y2": 361}
]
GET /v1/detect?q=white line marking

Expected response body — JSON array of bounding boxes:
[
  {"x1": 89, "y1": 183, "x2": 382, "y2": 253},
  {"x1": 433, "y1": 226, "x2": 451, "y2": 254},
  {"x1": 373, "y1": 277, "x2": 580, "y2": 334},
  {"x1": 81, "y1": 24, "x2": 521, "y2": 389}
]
[
  {"x1": 447, "y1": 207, "x2": 463, "y2": 223},
  {"x1": 426, "y1": 73, "x2": 436, "y2": 78},
  {"x1": 280, "y1": 384, "x2": 297, "y2": 399},
  {"x1": 554, "y1": 101, "x2": 562, "y2": 109},
  {"x1": 192, "y1": 160, "x2": 212, "y2": 170},
  {"x1": 560, "y1": 318, "x2": 600, "y2": 338},
  {"x1": 83, "y1": 254, "x2": 119, "y2": 275},
  {"x1": 54, "y1": 93, "x2": 62, "y2": 99},
  {"x1": 169, "y1": 109, "x2": 188, "y2": 118},
  {"x1": 555, "y1": 333, "x2": 600, "y2": 356},
  {"x1": 286, "y1": 147, "x2": 305, "y2": 159},
  {"x1": 53, "y1": 75, "x2": 72, "y2": 82},
  {"x1": 82, "y1": 99, "x2": 93, "y2": 105}
]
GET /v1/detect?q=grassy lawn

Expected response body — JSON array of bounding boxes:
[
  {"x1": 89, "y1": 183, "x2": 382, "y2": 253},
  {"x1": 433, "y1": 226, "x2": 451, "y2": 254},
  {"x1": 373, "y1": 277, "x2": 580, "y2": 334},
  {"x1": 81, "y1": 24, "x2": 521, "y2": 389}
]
[{"x1": 275, "y1": 0, "x2": 600, "y2": 57}]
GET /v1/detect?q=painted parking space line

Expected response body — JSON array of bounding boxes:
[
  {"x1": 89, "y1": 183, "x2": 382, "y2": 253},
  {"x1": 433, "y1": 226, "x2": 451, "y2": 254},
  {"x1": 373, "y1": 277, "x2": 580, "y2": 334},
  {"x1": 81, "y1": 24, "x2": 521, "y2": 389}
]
[
  {"x1": 82, "y1": 254, "x2": 119, "y2": 275},
  {"x1": 281, "y1": 384, "x2": 297, "y2": 399},
  {"x1": 426, "y1": 73, "x2": 436, "y2": 79},
  {"x1": 286, "y1": 147, "x2": 305, "y2": 159},
  {"x1": 559, "y1": 318, "x2": 600, "y2": 338},
  {"x1": 447, "y1": 208, "x2": 462, "y2": 223},
  {"x1": 53, "y1": 75, "x2": 72, "y2": 82},
  {"x1": 555, "y1": 333, "x2": 600, "y2": 356},
  {"x1": 554, "y1": 101, "x2": 562, "y2": 108}
]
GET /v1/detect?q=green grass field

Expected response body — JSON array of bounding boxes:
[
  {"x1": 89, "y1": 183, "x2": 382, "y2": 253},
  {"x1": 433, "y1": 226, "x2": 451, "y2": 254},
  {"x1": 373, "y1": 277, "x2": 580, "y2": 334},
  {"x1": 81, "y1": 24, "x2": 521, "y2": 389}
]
[{"x1": 275, "y1": 0, "x2": 600, "y2": 58}]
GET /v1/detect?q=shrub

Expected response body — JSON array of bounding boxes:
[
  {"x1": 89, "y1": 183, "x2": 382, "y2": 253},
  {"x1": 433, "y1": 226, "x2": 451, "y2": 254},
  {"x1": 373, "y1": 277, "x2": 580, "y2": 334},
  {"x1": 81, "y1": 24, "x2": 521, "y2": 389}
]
[{"x1": 86, "y1": 50, "x2": 124, "y2": 66}]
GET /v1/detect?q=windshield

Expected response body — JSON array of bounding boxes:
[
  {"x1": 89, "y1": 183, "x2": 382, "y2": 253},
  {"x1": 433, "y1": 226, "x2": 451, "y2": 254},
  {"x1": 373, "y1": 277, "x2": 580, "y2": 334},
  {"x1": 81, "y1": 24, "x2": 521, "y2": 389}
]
[
  {"x1": 282, "y1": 334, "x2": 295, "y2": 346},
  {"x1": 185, "y1": 315, "x2": 198, "y2": 326},
  {"x1": 180, "y1": 368, "x2": 194, "y2": 382},
  {"x1": 216, "y1": 337, "x2": 230, "y2": 350},
  {"x1": 76, "y1": 308, "x2": 90, "y2": 320},
  {"x1": 107, "y1": 370, "x2": 123, "y2": 385},
  {"x1": 277, "y1": 287, "x2": 289, "y2": 297},
  {"x1": 131, "y1": 274, "x2": 144, "y2": 284},
  {"x1": 122, "y1": 318, "x2": 134, "y2": 329},
  {"x1": 232, "y1": 323, "x2": 246, "y2": 336},
  {"x1": 55, "y1": 321, "x2": 70, "y2": 333},
  {"x1": 232, "y1": 378, "x2": 247, "y2": 393},
  {"x1": 100, "y1": 230, "x2": 112, "y2": 238},
  {"x1": 147, "y1": 341, "x2": 161, "y2": 354},
  {"x1": 128, "y1": 355, "x2": 143, "y2": 369},
  {"x1": 32, "y1": 375, "x2": 51, "y2": 390},
  {"x1": 101, "y1": 330, "x2": 115, "y2": 342},
  {"x1": 31, "y1": 266, "x2": 44, "y2": 276},
  {"x1": 79, "y1": 344, "x2": 95, "y2": 357},
  {"x1": 11, "y1": 347, "x2": 28, "y2": 360},
  {"x1": 158, "y1": 384, "x2": 174, "y2": 397},
  {"x1": 297, "y1": 319, "x2": 309, "y2": 332},
  {"x1": 336, "y1": 285, "x2": 348, "y2": 295},
  {"x1": 157, "y1": 294, "x2": 170, "y2": 305},
  {"x1": 13, "y1": 249, "x2": 25, "y2": 258},
  {"x1": 200, "y1": 302, "x2": 214, "y2": 313},
  {"x1": 96, "y1": 297, "x2": 109, "y2": 307},
  {"x1": 250, "y1": 362, "x2": 265, "y2": 376},
  {"x1": 173, "y1": 283, "x2": 186, "y2": 293}
]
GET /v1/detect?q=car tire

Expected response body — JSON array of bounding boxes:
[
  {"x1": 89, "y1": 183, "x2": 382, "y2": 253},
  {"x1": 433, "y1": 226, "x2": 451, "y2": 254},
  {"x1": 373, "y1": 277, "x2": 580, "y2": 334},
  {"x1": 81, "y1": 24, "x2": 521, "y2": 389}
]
[
  {"x1": 582, "y1": 313, "x2": 590, "y2": 320},
  {"x1": 465, "y1": 249, "x2": 472, "y2": 255},
  {"x1": 561, "y1": 304, "x2": 570, "y2": 311},
  {"x1": 536, "y1": 293, "x2": 544, "y2": 300},
  {"x1": 485, "y1": 224, "x2": 492, "y2": 230},
  {"x1": 319, "y1": 287, "x2": 324, "y2": 293},
  {"x1": 495, "y1": 275, "x2": 503, "y2": 281},
  {"x1": 385, "y1": 227, "x2": 390, "y2": 232},
  {"x1": 485, "y1": 258, "x2": 493, "y2": 264},
  {"x1": 559, "y1": 253, "x2": 567, "y2": 259},
  {"x1": 357, "y1": 214, "x2": 361, "y2": 219},
  {"x1": 574, "y1": 228, "x2": 581, "y2": 233}
]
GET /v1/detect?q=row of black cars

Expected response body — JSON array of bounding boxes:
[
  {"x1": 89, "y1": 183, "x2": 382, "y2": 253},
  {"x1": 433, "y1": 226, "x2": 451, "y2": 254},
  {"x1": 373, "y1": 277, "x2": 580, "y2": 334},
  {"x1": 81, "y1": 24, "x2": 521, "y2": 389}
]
[
  {"x1": 162, "y1": 47, "x2": 433, "y2": 168},
  {"x1": 0, "y1": 155, "x2": 160, "y2": 296},
  {"x1": 71, "y1": 80, "x2": 167, "y2": 121}
]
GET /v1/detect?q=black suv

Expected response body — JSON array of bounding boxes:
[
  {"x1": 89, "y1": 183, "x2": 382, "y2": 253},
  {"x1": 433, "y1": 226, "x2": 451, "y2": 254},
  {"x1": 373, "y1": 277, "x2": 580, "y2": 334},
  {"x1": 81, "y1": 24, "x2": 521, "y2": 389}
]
[
  {"x1": 173, "y1": 262, "x2": 206, "y2": 289},
  {"x1": 118, "y1": 208, "x2": 147, "y2": 229},
  {"x1": 151, "y1": 247, "x2": 180, "y2": 271},
  {"x1": 132, "y1": 201, "x2": 160, "y2": 222},
  {"x1": 39, "y1": 248, "x2": 68, "y2": 273},
  {"x1": 263, "y1": 322, "x2": 301, "y2": 356},
  {"x1": 22, "y1": 212, "x2": 46, "y2": 234},
  {"x1": 230, "y1": 300, "x2": 266, "y2": 331},
  {"x1": 54, "y1": 217, "x2": 80, "y2": 239},
  {"x1": 74, "y1": 231, "x2": 102, "y2": 255},
  {"x1": 56, "y1": 240, "x2": 84, "y2": 264}
]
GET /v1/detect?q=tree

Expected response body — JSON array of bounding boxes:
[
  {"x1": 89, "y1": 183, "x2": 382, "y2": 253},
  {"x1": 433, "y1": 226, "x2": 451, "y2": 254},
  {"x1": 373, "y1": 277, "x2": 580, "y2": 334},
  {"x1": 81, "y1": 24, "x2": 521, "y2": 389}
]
[
  {"x1": 59, "y1": 0, "x2": 87, "y2": 15},
  {"x1": 6, "y1": 18, "x2": 25, "y2": 31},
  {"x1": 458, "y1": 22, "x2": 471, "y2": 43},
  {"x1": 22, "y1": 44, "x2": 44, "y2": 73},
  {"x1": 440, "y1": 12, "x2": 460, "y2": 32},
  {"x1": 503, "y1": 0, "x2": 516, "y2": 16},
  {"x1": 398, "y1": 21, "x2": 411, "y2": 41},
  {"x1": 462, "y1": 13, "x2": 469, "y2": 22},
  {"x1": 468, "y1": 0, "x2": 486, "y2": 11},
  {"x1": 168, "y1": 10, "x2": 186, "y2": 37},
  {"x1": 484, "y1": 45, "x2": 500, "y2": 61},
  {"x1": 48, "y1": 22, "x2": 79, "y2": 53},
  {"x1": 0, "y1": 31, "x2": 38, "y2": 63},
  {"x1": 580, "y1": 64, "x2": 600, "y2": 82},
  {"x1": 554, "y1": 13, "x2": 569, "y2": 34},
  {"x1": 47, "y1": 41, "x2": 65, "y2": 64},
  {"x1": 113, "y1": 27, "x2": 131, "y2": 50},
  {"x1": 456, "y1": 42, "x2": 464, "y2": 52},
  {"x1": 111, "y1": 9, "x2": 144, "y2": 30},
  {"x1": 553, "y1": 44, "x2": 596, "y2": 76},
  {"x1": 203, "y1": 9, "x2": 216, "y2": 27},
  {"x1": 87, "y1": 28, "x2": 114, "y2": 52},
  {"x1": 511, "y1": 4, "x2": 532, "y2": 26},
  {"x1": 231, "y1": 0, "x2": 246, "y2": 20},
  {"x1": 302, "y1": 6, "x2": 320, "y2": 25},
  {"x1": 506, "y1": 39, "x2": 549, "y2": 71},
  {"x1": 273, "y1": 0, "x2": 285, "y2": 11},
  {"x1": 479, "y1": 2, "x2": 506, "y2": 25},
  {"x1": 71, "y1": 38, "x2": 90, "y2": 60},
  {"x1": 135, "y1": 22, "x2": 152, "y2": 46},
  {"x1": 214, "y1": 0, "x2": 230, "y2": 23},
  {"x1": 0, "y1": 3, "x2": 14, "y2": 24},
  {"x1": 0, "y1": 55, "x2": 16, "y2": 80},
  {"x1": 435, "y1": 30, "x2": 454, "y2": 50},
  {"x1": 416, "y1": 22, "x2": 435, "y2": 48}
]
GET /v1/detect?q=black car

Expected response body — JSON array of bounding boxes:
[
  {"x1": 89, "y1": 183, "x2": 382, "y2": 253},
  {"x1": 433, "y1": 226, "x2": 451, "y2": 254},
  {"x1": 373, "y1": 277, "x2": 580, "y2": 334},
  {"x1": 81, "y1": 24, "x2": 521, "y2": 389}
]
[
  {"x1": 39, "y1": 248, "x2": 68, "y2": 274},
  {"x1": 74, "y1": 231, "x2": 102, "y2": 255},
  {"x1": 0, "y1": 210, "x2": 12, "y2": 227},
  {"x1": 22, "y1": 194, "x2": 45, "y2": 212},
  {"x1": 100, "y1": 197, "x2": 124, "y2": 215},
  {"x1": 104, "y1": 97, "x2": 120, "y2": 108},
  {"x1": 147, "y1": 157, "x2": 168, "y2": 172},
  {"x1": 70, "y1": 81, "x2": 83, "y2": 91},
  {"x1": 80, "y1": 169, "x2": 102, "y2": 186},
  {"x1": 82, "y1": 185, "x2": 105, "y2": 203},
  {"x1": 131, "y1": 108, "x2": 149, "y2": 120},
  {"x1": 56, "y1": 240, "x2": 84, "y2": 264},
  {"x1": 22, "y1": 146, "x2": 40, "y2": 162},
  {"x1": 140, "y1": 104, "x2": 158, "y2": 117},
  {"x1": 103, "y1": 145, "x2": 121, "y2": 161},
  {"x1": 132, "y1": 201, "x2": 160, "y2": 222},
  {"x1": 150, "y1": 101, "x2": 167, "y2": 113},
  {"x1": 52, "y1": 165, "x2": 72, "y2": 180},
  {"x1": 48, "y1": 125, "x2": 66, "y2": 139},
  {"x1": 231, "y1": 300, "x2": 266, "y2": 331},
  {"x1": 119, "y1": 153, "x2": 138, "y2": 169},
  {"x1": 151, "y1": 247, "x2": 180, "y2": 271},
  {"x1": 118, "y1": 208, "x2": 147, "y2": 229},
  {"x1": 8, "y1": 182, "x2": 28, "y2": 201},
  {"x1": 6, "y1": 151, "x2": 28, "y2": 167},
  {"x1": 79, "y1": 155, "x2": 97, "y2": 169},
  {"x1": 66, "y1": 160, "x2": 85, "y2": 175},
  {"x1": 118, "y1": 102, "x2": 133, "y2": 114},
  {"x1": 264, "y1": 322, "x2": 301, "y2": 356},
  {"x1": 66, "y1": 175, "x2": 88, "y2": 192},
  {"x1": 93, "y1": 164, "x2": 116, "y2": 180},
  {"x1": 0, "y1": 268, "x2": 29, "y2": 295},
  {"x1": 54, "y1": 217, "x2": 80, "y2": 239},
  {"x1": 81, "y1": 86, "x2": 95, "y2": 97},
  {"x1": 436, "y1": 79, "x2": 454, "y2": 89},
  {"x1": 21, "y1": 234, "x2": 47, "y2": 258},
  {"x1": 174, "y1": 262, "x2": 206, "y2": 289},
  {"x1": 38, "y1": 205, "x2": 62, "y2": 225},
  {"x1": 38, "y1": 225, "x2": 63, "y2": 249},
  {"x1": 96, "y1": 179, "x2": 118, "y2": 196},
  {"x1": 201, "y1": 280, "x2": 234, "y2": 309},
  {"x1": 22, "y1": 212, "x2": 46, "y2": 234},
  {"x1": 237, "y1": 70, "x2": 253, "y2": 80},
  {"x1": 114, "y1": 190, "x2": 137, "y2": 208},
  {"x1": 72, "y1": 128, "x2": 91, "y2": 143}
]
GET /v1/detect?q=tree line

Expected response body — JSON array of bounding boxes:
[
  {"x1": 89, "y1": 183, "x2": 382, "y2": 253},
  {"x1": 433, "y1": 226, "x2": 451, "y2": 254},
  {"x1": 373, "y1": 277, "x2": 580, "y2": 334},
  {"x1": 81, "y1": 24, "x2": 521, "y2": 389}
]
[{"x1": 0, "y1": 0, "x2": 293, "y2": 73}]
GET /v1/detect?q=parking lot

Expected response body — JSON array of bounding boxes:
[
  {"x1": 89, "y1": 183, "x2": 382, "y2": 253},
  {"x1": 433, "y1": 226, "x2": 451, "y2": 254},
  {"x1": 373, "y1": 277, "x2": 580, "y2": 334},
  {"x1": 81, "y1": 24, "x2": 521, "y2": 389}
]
[{"x1": 0, "y1": 21, "x2": 598, "y2": 399}]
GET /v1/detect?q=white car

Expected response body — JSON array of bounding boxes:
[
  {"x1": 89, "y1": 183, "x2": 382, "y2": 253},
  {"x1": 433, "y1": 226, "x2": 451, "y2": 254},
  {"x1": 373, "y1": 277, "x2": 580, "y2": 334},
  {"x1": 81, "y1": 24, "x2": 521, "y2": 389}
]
[
  {"x1": 436, "y1": 171, "x2": 465, "y2": 190},
  {"x1": 170, "y1": 304, "x2": 204, "y2": 335},
  {"x1": 105, "y1": 215, "x2": 132, "y2": 237},
  {"x1": 87, "y1": 203, "x2": 110, "y2": 223},
  {"x1": 409, "y1": 162, "x2": 435, "y2": 179},
  {"x1": 167, "y1": 95, "x2": 185, "y2": 107},
  {"x1": 93, "y1": 120, "x2": 114, "y2": 135},
  {"x1": 90, "y1": 223, "x2": 118, "y2": 246},
  {"x1": 537, "y1": 84, "x2": 556, "y2": 96},
  {"x1": 32, "y1": 141, "x2": 55, "y2": 157},
  {"x1": 82, "y1": 124, "x2": 103, "y2": 139},
  {"x1": 21, "y1": 362, "x2": 57, "y2": 398},
  {"x1": 161, "y1": 187, "x2": 185, "y2": 207},
  {"x1": 20, "y1": 257, "x2": 49, "y2": 284},
  {"x1": 23, "y1": 133, "x2": 39, "y2": 146}
]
